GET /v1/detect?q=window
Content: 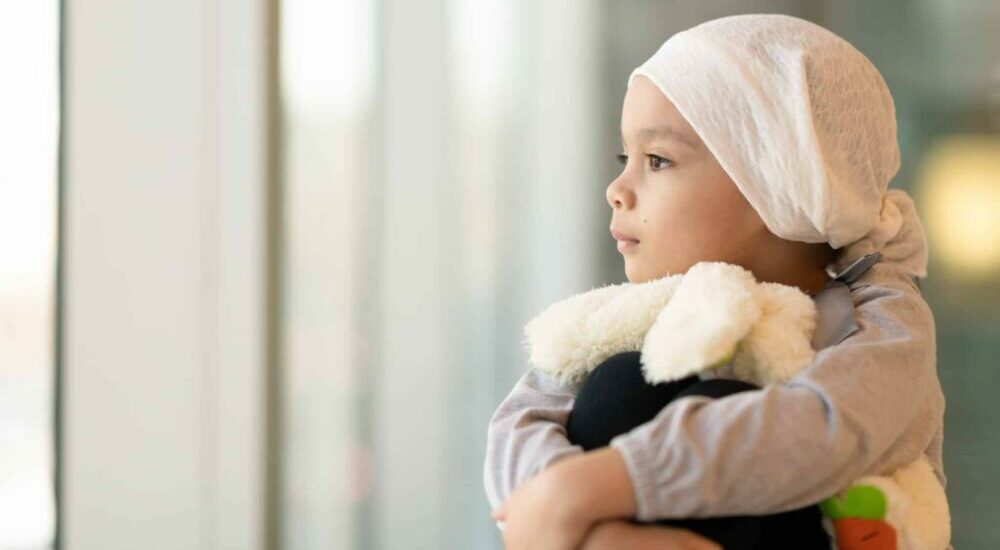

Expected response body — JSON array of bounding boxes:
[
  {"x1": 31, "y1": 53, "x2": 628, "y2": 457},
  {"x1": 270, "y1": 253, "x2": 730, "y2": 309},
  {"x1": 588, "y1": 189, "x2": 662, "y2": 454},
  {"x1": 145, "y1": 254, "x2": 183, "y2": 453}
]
[{"x1": 0, "y1": 1, "x2": 60, "y2": 549}]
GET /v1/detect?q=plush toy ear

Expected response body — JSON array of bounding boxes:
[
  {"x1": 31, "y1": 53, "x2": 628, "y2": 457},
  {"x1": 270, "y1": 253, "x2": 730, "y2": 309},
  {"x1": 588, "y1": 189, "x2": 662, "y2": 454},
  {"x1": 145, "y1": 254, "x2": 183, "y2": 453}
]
[
  {"x1": 640, "y1": 262, "x2": 761, "y2": 384},
  {"x1": 729, "y1": 282, "x2": 818, "y2": 386}
]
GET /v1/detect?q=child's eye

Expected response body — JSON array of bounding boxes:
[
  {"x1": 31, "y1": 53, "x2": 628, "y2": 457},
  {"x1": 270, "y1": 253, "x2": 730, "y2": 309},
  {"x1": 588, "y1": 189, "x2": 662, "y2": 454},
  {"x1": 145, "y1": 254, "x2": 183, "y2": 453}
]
[
  {"x1": 647, "y1": 154, "x2": 672, "y2": 170},
  {"x1": 615, "y1": 153, "x2": 673, "y2": 171}
]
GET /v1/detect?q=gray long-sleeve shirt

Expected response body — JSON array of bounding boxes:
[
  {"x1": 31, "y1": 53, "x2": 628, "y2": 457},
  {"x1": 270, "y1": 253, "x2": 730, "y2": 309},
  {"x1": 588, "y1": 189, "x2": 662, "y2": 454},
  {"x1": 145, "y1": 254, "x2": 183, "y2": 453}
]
[{"x1": 483, "y1": 260, "x2": 946, "y2": 535}]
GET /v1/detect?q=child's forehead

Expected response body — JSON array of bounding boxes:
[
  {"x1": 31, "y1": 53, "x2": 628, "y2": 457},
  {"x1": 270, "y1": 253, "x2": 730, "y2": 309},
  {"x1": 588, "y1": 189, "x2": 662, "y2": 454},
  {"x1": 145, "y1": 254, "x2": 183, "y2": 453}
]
[
  {"x1": 621, "y1": 76, "x2": 702, "y2": 147},
  {"x1": 621, "y1": 125, "x2": 699, "y2": 151}
]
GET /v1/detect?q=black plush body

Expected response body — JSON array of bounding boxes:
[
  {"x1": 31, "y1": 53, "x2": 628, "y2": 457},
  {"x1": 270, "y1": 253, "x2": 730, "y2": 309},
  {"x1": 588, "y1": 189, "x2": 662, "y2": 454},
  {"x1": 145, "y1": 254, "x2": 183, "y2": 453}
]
[{"x1": 565, "y1": 351, "x2": 831, "y2": 549}]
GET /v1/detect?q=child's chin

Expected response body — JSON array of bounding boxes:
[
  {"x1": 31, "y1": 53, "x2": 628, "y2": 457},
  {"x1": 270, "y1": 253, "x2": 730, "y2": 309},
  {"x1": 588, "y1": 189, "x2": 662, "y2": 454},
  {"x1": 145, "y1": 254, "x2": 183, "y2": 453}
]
[
  {"x1": 623, "y1": 261, "x2": 637, "y2": 282},
  {"x1": 627, "y1": 263, "x2": 678, "y2": 284},
  {"x1": 624, "y1": 263, "x2": 648, "y2": 284}
]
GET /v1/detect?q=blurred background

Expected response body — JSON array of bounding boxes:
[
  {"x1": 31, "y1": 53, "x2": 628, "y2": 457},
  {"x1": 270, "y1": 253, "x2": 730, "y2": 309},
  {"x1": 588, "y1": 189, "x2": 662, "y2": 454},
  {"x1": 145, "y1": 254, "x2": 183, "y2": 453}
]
[{"x1": 1, "y1": 0, "x2": 998, "y2": 548}]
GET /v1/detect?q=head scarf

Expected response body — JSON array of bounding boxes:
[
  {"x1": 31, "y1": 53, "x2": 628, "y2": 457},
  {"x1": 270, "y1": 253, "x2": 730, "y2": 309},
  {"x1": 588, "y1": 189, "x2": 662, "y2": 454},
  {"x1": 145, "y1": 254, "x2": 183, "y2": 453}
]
[{"x1": 628, "y1": 13, "x2": 929, "y2": 280}]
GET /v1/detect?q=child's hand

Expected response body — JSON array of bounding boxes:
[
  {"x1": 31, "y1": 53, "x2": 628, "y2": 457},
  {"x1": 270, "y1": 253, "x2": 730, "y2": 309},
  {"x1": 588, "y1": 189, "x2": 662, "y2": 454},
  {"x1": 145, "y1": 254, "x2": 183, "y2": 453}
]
[
  {"x1": 489, "y1": 466, "x2": 593, "y2": 550},
  {"x1": 576, "y1": 520, "x2": 722, "y2": 550}
]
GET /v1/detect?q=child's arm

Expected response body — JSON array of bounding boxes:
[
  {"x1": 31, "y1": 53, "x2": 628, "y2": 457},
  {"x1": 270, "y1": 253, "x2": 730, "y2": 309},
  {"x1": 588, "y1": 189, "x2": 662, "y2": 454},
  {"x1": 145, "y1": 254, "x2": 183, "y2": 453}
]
[
  {"x1": 578, "y1": 520, "x2": 721, "y2": 550},
  {"x1": 483, "y1": 366, "x2": 585, "y2": 514},
  {"x1": 604, "y1": 272, "x2": 944, "y2": 523}
]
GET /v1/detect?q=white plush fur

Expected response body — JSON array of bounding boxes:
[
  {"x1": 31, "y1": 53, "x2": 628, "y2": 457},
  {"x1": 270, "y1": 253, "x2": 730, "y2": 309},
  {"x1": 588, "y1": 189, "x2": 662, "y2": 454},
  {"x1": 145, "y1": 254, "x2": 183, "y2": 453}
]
[
  {"x1": 728, "y1": 281, "x2": 818, "y2": 385},
  {"x1": 522, "y1": 260, "x2": 950, "y2": 549},
  {"x1": 523, "y1": 275, "x2": 682, "y2": 386},
  {"x1": 523, "y1": 261, "x2": 817, "y2": 387},
  {"x1": 640, "y1": 262, "x2": 761, "y2": 383}
]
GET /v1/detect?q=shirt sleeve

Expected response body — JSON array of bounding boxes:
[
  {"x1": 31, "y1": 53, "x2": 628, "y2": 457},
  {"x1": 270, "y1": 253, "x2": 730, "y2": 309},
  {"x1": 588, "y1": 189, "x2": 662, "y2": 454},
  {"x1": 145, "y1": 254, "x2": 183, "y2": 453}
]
[
  {"x1": 608, "y1": 275, "x2": 939, "y2": 522},
  {"x1": 483, "y1": 366, "x2": 586, "y2": 514}
]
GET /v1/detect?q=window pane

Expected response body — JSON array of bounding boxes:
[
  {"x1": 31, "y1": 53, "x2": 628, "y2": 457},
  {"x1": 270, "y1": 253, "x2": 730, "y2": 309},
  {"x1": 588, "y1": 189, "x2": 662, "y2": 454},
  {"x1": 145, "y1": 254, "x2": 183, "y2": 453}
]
[
  {"x1": 279, "y1": 0, "x2": 376, "y2": 548},
  {"x1": 0, "y1": 1, "x2": 60, "y2": 548}
]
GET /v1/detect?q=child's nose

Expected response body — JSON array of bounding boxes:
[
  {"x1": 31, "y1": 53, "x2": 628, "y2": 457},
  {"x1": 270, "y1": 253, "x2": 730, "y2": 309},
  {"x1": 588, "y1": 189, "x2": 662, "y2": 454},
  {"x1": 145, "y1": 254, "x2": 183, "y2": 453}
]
[{"x1": 606, "y1": 176, "x2": 635, "y2": 209}]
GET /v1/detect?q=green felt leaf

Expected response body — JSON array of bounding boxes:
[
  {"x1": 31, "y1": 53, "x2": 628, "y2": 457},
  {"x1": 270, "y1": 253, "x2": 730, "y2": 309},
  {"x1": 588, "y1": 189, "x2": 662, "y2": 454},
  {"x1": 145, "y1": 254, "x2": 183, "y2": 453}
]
[{"x1": 819, "y1": 485, "x2": 887, "y2": 520}]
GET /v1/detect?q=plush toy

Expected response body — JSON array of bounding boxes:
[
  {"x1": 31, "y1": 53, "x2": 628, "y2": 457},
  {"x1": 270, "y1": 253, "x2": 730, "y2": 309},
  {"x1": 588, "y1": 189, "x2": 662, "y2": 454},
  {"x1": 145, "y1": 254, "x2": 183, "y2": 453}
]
[{"x1": 523, "y1": 261, "x2": 950, "y2": 550}]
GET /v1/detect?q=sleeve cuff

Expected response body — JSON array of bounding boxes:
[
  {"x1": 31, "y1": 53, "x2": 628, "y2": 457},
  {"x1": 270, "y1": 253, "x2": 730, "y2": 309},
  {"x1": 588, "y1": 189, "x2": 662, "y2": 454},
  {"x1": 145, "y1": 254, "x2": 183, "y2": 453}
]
[{"x1": 610, "y1": 430, "x2": 663, "y2": 523}]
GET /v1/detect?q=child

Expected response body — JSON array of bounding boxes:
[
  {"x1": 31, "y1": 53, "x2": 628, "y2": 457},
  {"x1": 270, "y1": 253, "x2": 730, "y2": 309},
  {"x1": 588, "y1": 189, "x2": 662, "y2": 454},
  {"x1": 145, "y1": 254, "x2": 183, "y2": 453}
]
[{"x1": 484, "y1": 13, "x2": 949, "y2": 550}]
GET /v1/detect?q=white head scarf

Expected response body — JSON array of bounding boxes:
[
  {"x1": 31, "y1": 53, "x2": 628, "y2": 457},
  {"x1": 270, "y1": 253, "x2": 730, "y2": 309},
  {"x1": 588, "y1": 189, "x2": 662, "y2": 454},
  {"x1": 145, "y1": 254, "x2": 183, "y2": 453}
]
[{"x1": 628, "y1": 13, "x2": 929, "y2": 280}]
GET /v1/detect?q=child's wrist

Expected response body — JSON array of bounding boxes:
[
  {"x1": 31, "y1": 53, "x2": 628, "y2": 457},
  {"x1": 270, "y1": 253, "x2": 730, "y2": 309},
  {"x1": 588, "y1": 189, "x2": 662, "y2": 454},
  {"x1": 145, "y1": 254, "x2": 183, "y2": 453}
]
[
  {"x1": 552, "y1": 446, "x2": 639, "y2": 523},
  {"x1": 576, "y1": 519, "x2": 626, "y2": 550}
]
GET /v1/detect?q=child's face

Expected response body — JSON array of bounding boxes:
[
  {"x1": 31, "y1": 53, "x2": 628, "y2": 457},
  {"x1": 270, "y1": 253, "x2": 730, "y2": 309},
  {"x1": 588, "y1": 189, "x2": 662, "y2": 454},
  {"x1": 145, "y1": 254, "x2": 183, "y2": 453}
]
[{"x1": 607, "y1": 75, "x2": 768, "y2": 283}]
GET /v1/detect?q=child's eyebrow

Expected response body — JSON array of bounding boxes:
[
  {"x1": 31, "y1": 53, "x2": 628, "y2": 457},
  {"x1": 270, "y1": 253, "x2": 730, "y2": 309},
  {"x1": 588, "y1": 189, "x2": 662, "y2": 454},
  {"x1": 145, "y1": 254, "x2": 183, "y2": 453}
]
[{"x1": 622, "y1": 125, "x2": 699, "y2": 150}]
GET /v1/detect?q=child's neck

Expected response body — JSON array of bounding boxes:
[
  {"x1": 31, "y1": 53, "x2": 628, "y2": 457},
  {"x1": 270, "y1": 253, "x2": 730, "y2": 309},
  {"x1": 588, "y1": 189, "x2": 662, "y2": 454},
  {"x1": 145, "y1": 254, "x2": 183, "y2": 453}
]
[
  {"x1": 755, "y1": 264, "x2": 833, "y2": 297},
  {"x1": 745, "y1": 240, "x2": 836, "y2": 297}
]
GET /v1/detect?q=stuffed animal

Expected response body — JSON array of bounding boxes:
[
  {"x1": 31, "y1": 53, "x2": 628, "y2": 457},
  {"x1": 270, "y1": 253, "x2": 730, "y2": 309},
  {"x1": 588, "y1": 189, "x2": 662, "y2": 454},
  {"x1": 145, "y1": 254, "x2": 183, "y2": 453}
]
[{"x1": 523, "y1": 261, "x2": 950, "y2": 550}]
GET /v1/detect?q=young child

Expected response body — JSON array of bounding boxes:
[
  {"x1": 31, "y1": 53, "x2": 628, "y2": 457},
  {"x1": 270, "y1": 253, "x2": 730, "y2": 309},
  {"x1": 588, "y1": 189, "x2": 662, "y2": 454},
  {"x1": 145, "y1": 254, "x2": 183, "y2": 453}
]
[{"x1": 484, "y1": 13, "x2": 949, "y2": 550}]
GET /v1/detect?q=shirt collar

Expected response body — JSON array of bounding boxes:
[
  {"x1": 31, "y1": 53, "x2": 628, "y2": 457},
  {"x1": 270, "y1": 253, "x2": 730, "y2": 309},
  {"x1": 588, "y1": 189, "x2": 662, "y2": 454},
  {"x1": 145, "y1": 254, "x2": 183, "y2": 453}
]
[{"x1": 811, "y1": 251, "x2": 883, "y2": 349}]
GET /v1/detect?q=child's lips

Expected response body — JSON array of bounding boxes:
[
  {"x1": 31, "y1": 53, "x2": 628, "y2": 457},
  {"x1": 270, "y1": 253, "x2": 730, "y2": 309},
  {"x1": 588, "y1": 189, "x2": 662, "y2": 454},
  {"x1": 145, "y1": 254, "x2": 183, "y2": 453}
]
[
  {"x1": 616, "y1": 239, "x2": 639, "y2": 253},
  {"x1": 610, "y1": 227, "x2": 639, "y2": 253},
  {"x1": 610, "y1": 228, "x2": 638, "y2": 241}
]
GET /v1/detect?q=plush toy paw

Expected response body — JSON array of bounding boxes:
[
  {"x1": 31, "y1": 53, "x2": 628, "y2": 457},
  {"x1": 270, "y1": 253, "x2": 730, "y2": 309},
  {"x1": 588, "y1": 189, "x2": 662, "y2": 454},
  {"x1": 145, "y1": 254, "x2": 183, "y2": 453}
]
[
  {"x1": 819, "y1": 456, "x2": 950, "y2": 550},
  {"x1": 821, "y1": 485, "x2": 897, "y2": 550}
]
